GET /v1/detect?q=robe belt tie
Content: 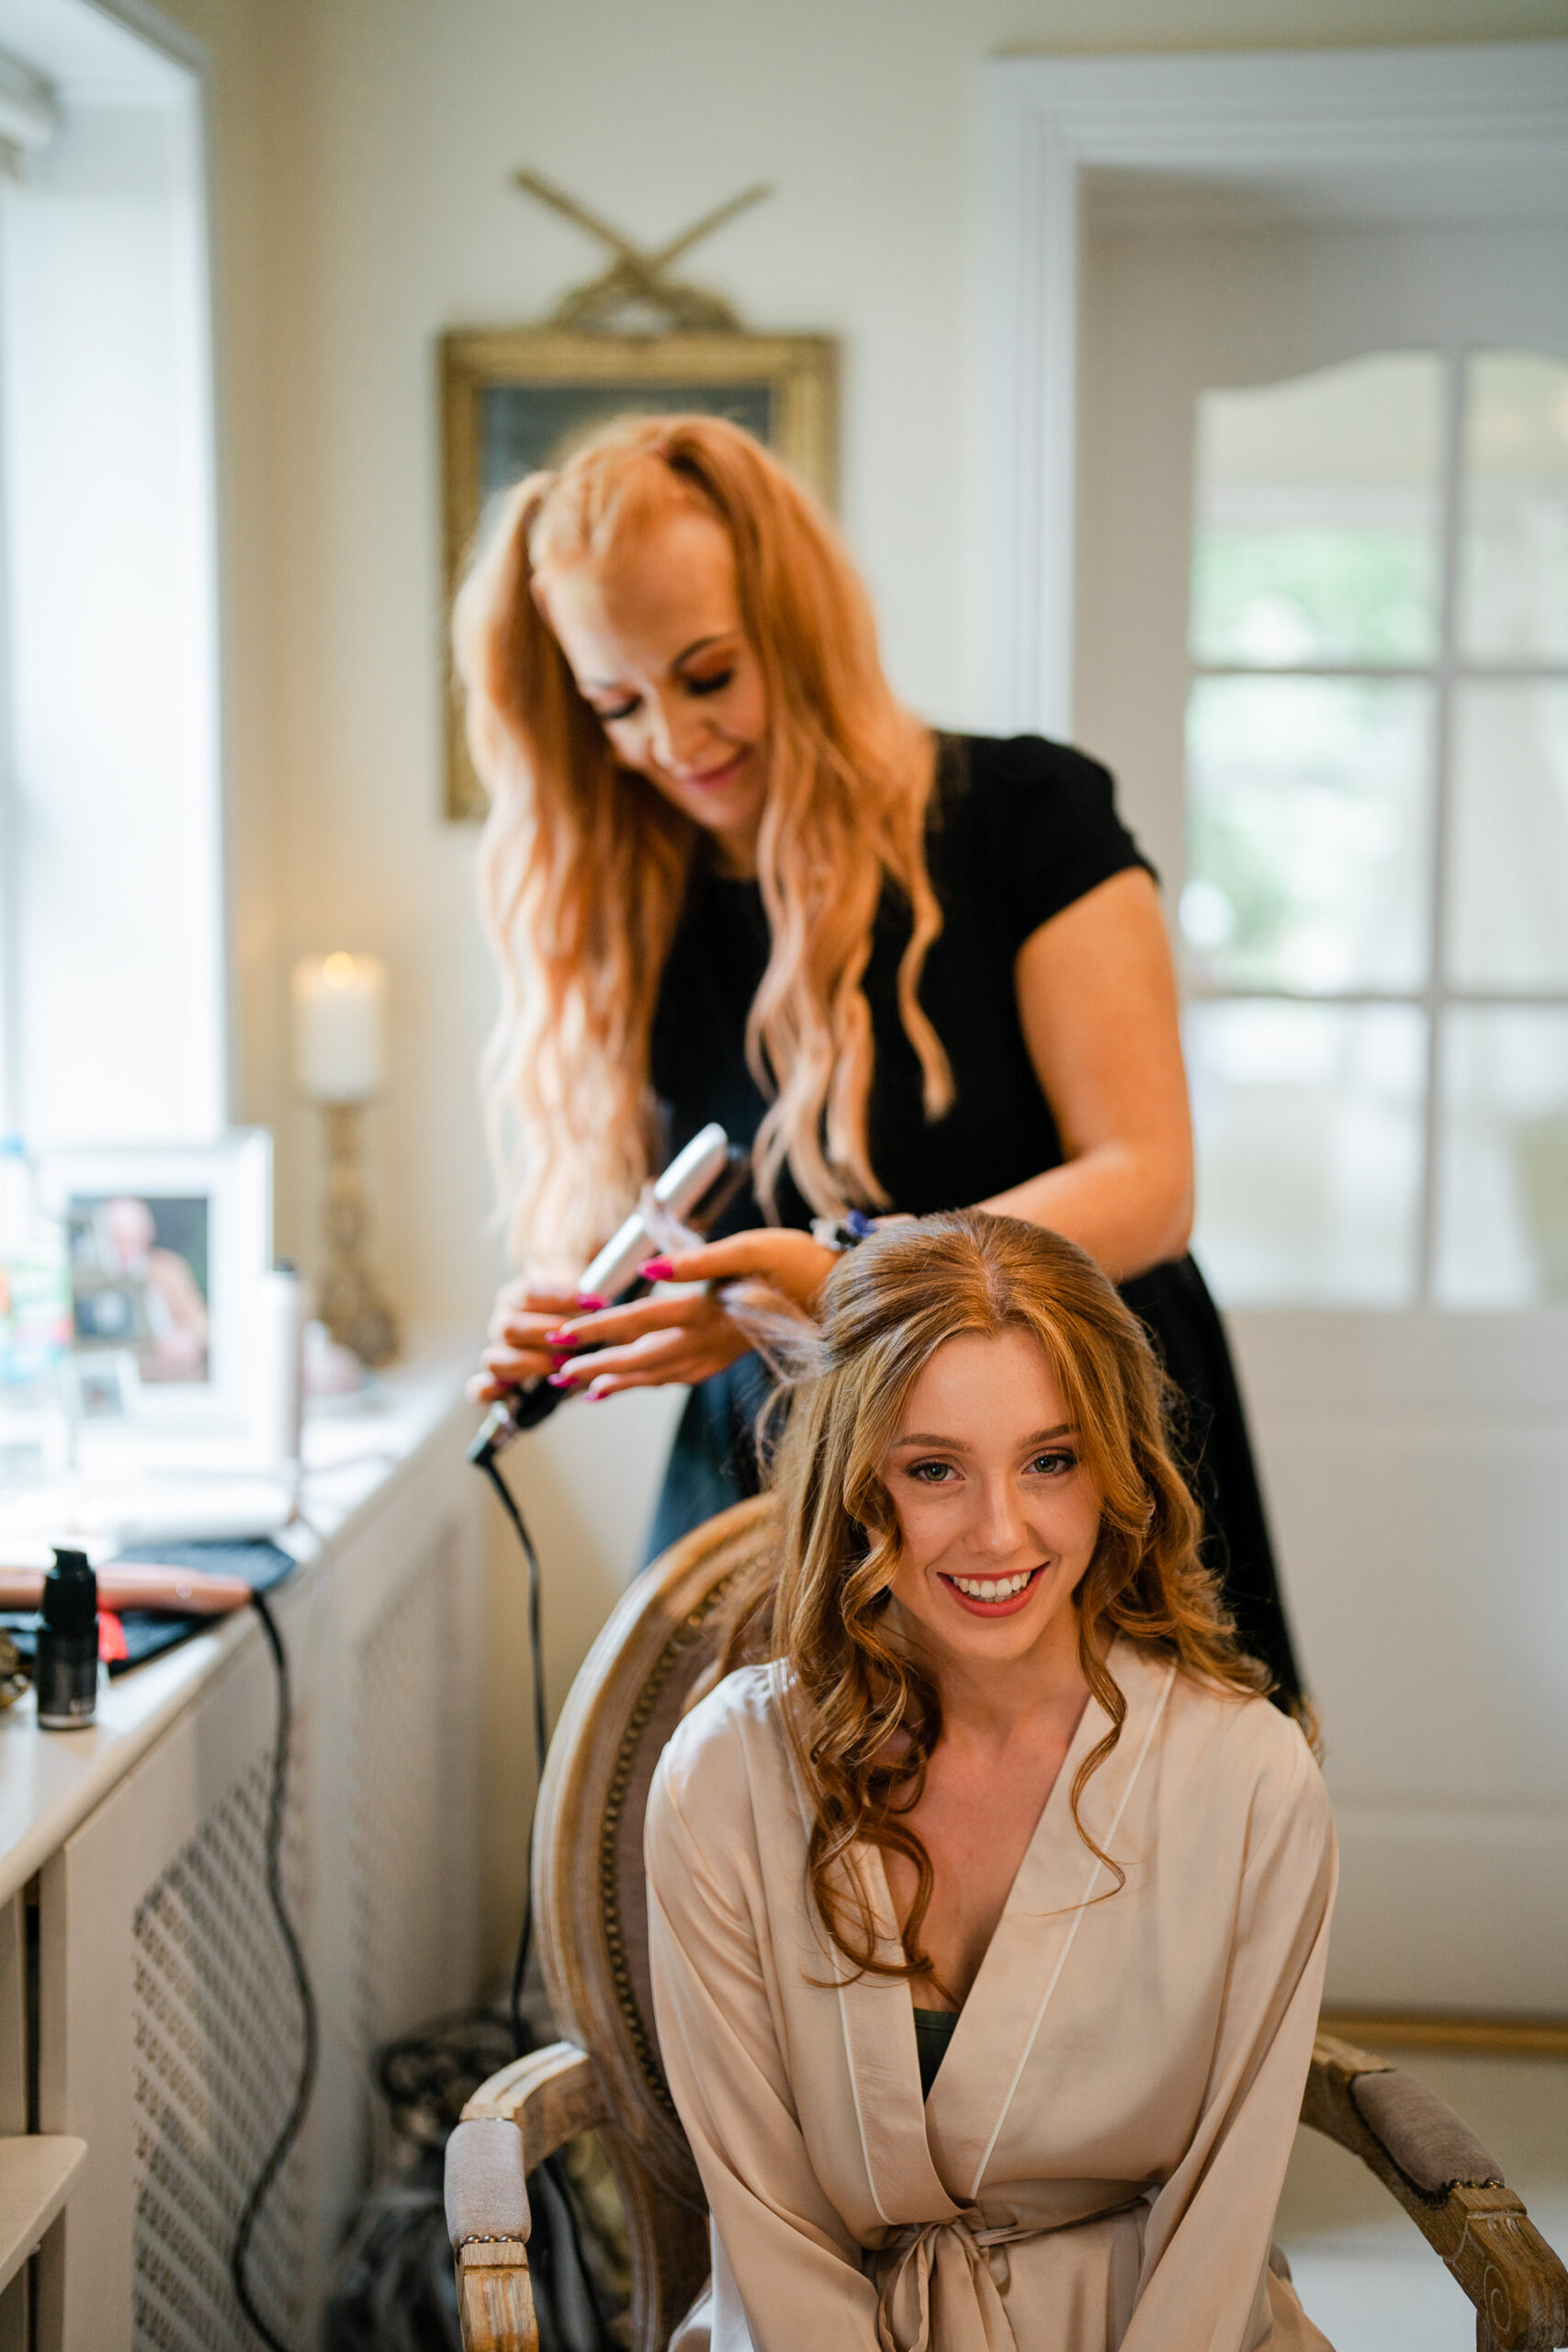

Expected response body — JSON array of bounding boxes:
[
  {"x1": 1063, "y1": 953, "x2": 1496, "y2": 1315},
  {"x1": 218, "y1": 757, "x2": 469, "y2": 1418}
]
[{"x1": 873, "y1": 2199, "x2": 1145, "y2": 2352}]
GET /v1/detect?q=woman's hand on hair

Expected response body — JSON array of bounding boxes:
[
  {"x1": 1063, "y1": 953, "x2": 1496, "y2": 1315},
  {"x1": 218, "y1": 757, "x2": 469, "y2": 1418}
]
[
  {"x1": 470, "y1": 1279, "x2": 595, "y2": 1404},
  {"x1": 536, "y1": 1286, "x2": 752, "y2": 1396},
  {"x1": 643, "y1": 1229, "x2": 840, "y2": 1311},
  {"x1": 542, "y1": 1229, "x2": 839, "y2": 1399}
]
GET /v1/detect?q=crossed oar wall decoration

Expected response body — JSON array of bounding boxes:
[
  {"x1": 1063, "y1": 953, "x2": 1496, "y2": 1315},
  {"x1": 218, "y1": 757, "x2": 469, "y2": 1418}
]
[{"x1": 511, "y1": 168, "x2": 773, "y2": 334}]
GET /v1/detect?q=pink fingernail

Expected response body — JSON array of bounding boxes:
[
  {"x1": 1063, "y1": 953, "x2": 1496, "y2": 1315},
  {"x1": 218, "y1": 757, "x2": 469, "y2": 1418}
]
[
  {"x1": 545, "y1": 1332, "x2": 573, "y2": 1347},
  {"x1": 547, "y1": 1371, "x2": 577, "y2": 1389},
  {"x1": 641, "y1": 1257, "x2": 673, "y2": 1281},
  {"x1": 575, "y1": 1293, "x2": 606, "y2": 1310},
  {"x1": 586, "y1": 1385, "x2": 611, "y2": 1403}
]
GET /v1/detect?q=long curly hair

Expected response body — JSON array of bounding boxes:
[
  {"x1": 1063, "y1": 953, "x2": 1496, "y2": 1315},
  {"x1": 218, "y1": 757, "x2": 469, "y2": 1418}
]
[
  {"x1": 452, "y1": 413, "x2": 953, "y2": 1274},
  {"x1": 721, "y1": 1211, "x2": 1271, "y2": 1991}
]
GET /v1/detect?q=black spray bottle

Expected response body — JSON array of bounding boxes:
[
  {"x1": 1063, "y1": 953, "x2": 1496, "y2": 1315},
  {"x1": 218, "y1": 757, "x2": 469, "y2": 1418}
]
[{"x1": 35, "y1": 1548, "x2": 99, "y2": 1728}]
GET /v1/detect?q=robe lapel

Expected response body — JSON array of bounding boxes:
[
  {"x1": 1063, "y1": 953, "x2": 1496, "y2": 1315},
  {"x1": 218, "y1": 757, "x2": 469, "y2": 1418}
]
[
  {"x1": 923, "y1": 1645, "x2": 1177, "y2": 2204},
  {"x1": 832, "y1": 1858, "x2": 964, "y2": 2225},
  {"x1": 776, "y1": 1678, "x2": 959, "y2": 2230}
]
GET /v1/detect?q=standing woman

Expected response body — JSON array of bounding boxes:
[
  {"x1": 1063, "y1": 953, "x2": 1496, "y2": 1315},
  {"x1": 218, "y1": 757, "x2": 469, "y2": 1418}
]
[{"x1": 457, "y1": 414, "x2": 1302, "y2": 1704}]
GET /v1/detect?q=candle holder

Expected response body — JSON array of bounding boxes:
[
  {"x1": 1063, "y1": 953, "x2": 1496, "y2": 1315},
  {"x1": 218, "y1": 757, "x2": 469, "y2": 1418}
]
[
  {"x1": 293, "y1": 952, "x2": 399, "y2": 1370},
  {"x1": 316, "y1": 1101, "x2": 399, "y2": 1369}
]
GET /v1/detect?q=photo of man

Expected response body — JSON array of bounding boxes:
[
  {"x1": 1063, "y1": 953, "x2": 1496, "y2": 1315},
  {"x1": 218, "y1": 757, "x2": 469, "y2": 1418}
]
[{"x1": 68, "y1": 1194, "x2": 211, "y2": 1385}]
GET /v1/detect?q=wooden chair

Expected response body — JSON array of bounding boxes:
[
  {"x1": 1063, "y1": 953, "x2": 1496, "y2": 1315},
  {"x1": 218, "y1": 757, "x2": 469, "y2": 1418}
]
[{"x1": 445, "y1": 1496, "x2": 1568, "y2": 2352}]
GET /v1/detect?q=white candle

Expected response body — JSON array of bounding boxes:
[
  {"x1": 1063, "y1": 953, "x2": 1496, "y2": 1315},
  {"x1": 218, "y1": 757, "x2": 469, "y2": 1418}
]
[{"x1": 293, "y1": 952, "x2": 388, "y2": 1102}]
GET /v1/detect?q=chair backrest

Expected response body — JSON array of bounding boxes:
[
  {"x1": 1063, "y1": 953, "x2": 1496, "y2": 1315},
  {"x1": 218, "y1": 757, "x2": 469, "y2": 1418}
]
[{"x1": 533, "y1": 1494, "x2": 776, "y2": 2324}]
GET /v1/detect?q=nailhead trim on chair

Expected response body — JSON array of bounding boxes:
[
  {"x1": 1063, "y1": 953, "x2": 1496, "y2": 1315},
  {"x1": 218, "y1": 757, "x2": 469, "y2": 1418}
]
[
  {"x1": 596, "y1": 1569, "x2": 743, "y2": 2132},
  {"x1": 457, "y1": 2234, "x2": 528, "y2": 2247}
]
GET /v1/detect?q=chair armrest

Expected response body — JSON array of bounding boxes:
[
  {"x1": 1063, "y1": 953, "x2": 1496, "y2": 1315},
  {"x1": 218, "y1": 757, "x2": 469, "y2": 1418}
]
[
  {"x1": 1303, "y1": 2031, "x2": 1568, "y2": 2351},
  {"x1": 458, "y1": 2038, "x2": 610, "y2": 2169},
  {"x1": 448, "y1": 2043, "x2": 612, "y2": 2352}
]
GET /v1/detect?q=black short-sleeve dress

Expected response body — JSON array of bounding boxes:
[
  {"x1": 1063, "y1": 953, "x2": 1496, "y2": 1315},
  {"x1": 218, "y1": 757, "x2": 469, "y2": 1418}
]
[{"x1": 648, "y1": 733, "x2": 1303, "y2": 1702}]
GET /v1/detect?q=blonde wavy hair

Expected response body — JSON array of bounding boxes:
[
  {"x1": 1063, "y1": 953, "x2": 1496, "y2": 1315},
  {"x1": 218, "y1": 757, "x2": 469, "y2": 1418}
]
[
  {"x1": 452, "y1": 413, "x2": 953, "y2": 1273},
  {"x1": 717, "y1": 1211, "x2": 1272, "y2": 1993}
]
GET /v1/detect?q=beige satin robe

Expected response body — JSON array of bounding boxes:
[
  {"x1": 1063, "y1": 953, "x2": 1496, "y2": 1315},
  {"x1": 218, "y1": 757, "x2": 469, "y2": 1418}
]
[{"x1": 645, "y1": 1643, "x2": 1337, "y2": 2352}]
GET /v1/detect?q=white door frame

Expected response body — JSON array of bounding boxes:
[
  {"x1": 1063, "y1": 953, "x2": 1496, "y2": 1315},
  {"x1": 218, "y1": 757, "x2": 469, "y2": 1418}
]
[
  {"x1": 985, "y1": 45, "x2": 1568, "y2": 2019},
  {"x1": 981, "y1": 41, "x2": 1568, "y2": 738}
]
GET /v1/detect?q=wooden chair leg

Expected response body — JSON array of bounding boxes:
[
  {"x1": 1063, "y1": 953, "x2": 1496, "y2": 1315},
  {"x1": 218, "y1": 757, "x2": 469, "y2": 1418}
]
[{"x1": 457, "y1": 2240, "x2": 537, "y2": 2352}]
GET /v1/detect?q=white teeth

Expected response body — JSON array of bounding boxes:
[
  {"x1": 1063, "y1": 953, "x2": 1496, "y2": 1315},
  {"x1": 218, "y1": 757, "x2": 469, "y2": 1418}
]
[{"x1": 952, "y1": 1570, "x2": 1033, "y2": 1601}]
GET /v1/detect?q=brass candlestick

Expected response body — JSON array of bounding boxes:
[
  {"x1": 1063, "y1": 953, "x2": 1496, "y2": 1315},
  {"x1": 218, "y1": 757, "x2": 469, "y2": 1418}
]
[{"x1": 317, "y1": 1102, "x2": 399, "y2": 1367}]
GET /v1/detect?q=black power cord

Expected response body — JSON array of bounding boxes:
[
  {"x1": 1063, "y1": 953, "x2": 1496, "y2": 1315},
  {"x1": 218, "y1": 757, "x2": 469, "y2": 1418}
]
[
  {"x1": 231, "y1": 1590, "x2": 321, "y2": 2352},
  {"x1": 223, "y1": 1451, "x2": 590, "y2": 2346},
  {"x1": 475, "y1": 1452, "x2": 549, "y2": 2058},
  {"x1": 471, "y1": 1447, "x2": 620, "y2": 2352},
  {"x1": 318, "y1": 1429, "x2": 617, "y2": 2351}
]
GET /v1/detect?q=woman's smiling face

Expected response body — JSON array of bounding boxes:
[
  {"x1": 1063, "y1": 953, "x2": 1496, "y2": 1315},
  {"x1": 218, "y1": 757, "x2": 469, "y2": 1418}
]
[
  {"x1": 881, "y1": 1327, "x2": 1102, "y2": 1670},
  {"x1": 536, "y1": 505, "x2": 770, "y2": 876}
]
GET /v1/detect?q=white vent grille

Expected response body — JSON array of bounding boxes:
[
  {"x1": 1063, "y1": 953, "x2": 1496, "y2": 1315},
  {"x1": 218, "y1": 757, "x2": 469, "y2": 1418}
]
[
  {"x1": 131, "y1": 1740, "x2": 310, "y2": 2351},
  {"x1": 350, "y1": 1524, "x2": 463, "y2": 2076}
]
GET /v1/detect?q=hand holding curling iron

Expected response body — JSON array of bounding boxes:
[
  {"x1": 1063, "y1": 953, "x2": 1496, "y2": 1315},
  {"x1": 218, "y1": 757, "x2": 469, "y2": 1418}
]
[
  {"x1": 468, "y1": 1123, "x2": 840, "y2": 1461},
  {"x1": 530, "y1": 1226, "x2": 837, "y2": 1401}
]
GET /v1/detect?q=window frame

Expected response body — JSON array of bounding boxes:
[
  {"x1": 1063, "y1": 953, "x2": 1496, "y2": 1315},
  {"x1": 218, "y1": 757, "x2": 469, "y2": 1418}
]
[{"x1": 1181, "y1": 344, "x2": 1568, "y2": 1307}]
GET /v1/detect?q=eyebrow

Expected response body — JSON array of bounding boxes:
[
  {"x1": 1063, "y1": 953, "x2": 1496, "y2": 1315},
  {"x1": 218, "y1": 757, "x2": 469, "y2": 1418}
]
[
  {"x1": 583, "y1": 631, "x2": 735, "y2": 692},
  {"x1": 671, "y1": 631, "x2": 735, "y2": 668},
  {"x1": 890, "y1": 1424, "x2": 1077, "y2": 1451}
]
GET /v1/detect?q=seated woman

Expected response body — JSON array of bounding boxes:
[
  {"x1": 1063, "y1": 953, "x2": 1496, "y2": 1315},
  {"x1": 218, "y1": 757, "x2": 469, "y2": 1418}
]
[{"x1": 645, "y1": 1211, "x2": 1335, "y2": 2352}]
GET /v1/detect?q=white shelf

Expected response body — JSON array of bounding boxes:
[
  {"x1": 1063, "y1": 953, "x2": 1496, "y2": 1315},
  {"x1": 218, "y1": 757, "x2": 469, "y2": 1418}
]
[{"x1": 0, "y1": 2134, "x2": 86, "y2": 2291}]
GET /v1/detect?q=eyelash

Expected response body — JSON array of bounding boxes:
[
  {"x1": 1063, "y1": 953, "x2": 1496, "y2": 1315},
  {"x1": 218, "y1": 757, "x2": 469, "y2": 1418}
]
[
  {"x1": 592, "y1": 668, "x2": 736, "y2": 725},
  {"x1": 905, "y1": 1451, "x2": 1077, "y2": 1486}
]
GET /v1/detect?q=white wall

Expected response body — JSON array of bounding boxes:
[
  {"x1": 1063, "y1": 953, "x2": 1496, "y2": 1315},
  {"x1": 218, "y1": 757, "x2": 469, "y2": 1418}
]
[{"x1": 151, "y1": 0, "x2": 1568, "y2": 1967}]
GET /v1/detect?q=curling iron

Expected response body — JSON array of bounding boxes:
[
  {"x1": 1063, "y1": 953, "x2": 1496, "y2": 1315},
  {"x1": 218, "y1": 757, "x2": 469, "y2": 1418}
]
[
  {"x1": 0, "y1": 1561, "x2": 254, "y2": 1614},
  {"x1": 468, "y1": 1122, "x2": 748, "y2": 1468}
]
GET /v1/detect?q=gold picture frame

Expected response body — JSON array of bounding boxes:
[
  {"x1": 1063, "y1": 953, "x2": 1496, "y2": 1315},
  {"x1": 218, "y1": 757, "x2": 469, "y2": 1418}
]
[{"x1": 438, "y1": 327, "x2": 839, "y2": 820}]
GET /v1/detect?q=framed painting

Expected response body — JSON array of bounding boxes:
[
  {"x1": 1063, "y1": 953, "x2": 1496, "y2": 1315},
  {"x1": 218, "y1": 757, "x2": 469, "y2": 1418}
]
[{"x1": 438, "y1": 327, "x2": 838, "y2": 820}]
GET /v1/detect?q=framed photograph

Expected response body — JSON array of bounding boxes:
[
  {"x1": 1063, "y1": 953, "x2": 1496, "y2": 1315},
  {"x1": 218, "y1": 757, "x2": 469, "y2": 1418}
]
[
  {"x1": 37, "y1": 1130, "x2": 272, "y2": 1442},
  {"x1": 439, "y1": 326, "x2": 839, "y2": 820}
]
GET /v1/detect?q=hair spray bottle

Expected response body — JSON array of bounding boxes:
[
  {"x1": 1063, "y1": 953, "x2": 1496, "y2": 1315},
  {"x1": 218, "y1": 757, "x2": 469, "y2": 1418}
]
[{"x1": 35, "y1": 1548, "x2": 99, "y2": 1728}]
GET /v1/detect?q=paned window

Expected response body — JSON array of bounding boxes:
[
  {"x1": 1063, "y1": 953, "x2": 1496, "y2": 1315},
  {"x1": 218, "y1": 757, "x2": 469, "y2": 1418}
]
[
  {"x1": 1183, "y1": 349, "x2": 1568, "y2": 1307},
  {"x1": 0, "y1": 1, "x2": 222, "y2": 1148}
]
